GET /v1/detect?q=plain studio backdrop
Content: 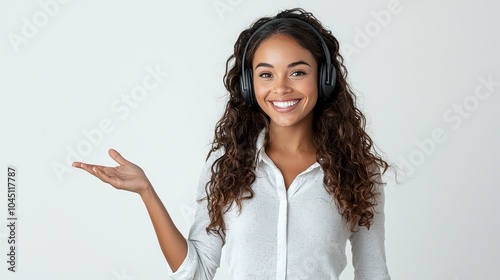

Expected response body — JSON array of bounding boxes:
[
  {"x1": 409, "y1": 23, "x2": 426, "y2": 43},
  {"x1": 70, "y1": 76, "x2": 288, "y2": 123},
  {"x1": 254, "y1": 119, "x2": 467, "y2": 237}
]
[{"x1": 0, "y1": 0, "x2": 499, "y2": 279}]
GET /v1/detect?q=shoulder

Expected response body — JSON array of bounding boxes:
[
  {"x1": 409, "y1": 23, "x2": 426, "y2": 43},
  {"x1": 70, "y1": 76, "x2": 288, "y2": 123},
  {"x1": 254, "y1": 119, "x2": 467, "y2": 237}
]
[{"x1": 198, "y1": 147, "x2": 225, "y2": 184}]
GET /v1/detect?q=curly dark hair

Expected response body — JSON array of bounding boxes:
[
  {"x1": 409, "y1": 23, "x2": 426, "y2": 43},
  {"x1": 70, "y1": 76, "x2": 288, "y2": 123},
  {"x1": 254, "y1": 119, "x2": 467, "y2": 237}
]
[{"x1": 201, "y1": 7, "x2": 395, "y2": 243}]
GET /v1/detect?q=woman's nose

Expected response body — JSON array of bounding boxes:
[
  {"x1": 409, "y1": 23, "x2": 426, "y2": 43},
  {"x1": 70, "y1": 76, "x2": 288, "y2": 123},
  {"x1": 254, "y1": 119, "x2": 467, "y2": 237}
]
[{"x1": 271, "y1": 75, "x2": 292, "y2": 95}]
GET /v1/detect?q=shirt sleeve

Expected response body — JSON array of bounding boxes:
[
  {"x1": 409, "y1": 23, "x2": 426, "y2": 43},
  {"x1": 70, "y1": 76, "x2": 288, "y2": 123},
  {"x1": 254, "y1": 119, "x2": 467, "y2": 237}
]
[
  {"x1": 166, "y1": 150, "x2": 225, "y2": 280},
  {"x1": 348, "y1": 170, "x2": 391, "y2": 280}
]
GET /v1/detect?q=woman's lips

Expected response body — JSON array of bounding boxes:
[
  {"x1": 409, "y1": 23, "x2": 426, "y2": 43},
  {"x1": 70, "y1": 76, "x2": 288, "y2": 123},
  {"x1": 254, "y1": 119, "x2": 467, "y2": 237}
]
[{"x1": 269, "y1": 99, "x2": 300, "y2": 112}]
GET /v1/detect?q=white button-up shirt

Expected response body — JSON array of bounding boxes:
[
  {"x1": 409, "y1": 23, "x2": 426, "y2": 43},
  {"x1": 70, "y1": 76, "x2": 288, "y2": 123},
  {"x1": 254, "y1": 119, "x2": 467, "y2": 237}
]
[{"x1": 167, "y1": 130, "x2": 390, "y2": 279}]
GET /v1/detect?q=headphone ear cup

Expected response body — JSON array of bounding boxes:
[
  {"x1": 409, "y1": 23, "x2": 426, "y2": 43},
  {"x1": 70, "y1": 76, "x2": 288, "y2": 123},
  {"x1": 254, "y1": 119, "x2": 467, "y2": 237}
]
[
  {"x1": 240, "y1": 68, "x2": 254, "y2": 105},
  {"x1": 319, "y1": 63, "x2": 336, "y2": 102},
  {"x1": 318, "y1": 63, "x2": 327, "y2": 101}
]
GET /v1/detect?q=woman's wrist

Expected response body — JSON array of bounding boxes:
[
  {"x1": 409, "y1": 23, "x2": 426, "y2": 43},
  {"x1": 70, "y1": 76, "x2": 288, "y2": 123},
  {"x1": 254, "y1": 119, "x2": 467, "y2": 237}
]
[{"x1": 139, "y1": 181, "x2": 154, "y2": 200}]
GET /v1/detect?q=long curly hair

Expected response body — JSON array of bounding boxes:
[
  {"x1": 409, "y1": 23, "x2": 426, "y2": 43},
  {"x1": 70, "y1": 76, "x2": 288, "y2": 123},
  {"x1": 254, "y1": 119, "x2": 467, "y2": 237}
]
[{"x1": 201, "y1": 8, "x2": 394, "y2": 243}]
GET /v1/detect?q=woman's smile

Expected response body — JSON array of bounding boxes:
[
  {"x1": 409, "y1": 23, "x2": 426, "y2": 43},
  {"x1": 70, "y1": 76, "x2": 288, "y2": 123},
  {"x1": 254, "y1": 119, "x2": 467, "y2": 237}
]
[{"x1": 269, "y1": 99, "x2": 301, "y2": 112}]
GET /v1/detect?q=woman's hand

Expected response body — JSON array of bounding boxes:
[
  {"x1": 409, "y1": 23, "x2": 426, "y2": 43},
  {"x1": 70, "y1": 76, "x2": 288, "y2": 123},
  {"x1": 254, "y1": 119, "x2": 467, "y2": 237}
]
[
  {"x1": 72, "y1": 149, "x2": 152, "y2": 196},
  {"x1": 73, "y1": 149, "x2": 190, "y2": 270}
]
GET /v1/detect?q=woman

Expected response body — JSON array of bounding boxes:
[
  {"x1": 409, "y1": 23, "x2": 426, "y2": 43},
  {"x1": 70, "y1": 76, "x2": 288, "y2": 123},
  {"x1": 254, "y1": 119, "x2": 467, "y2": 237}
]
[{"x1": 73, "y1": 8, "x2": 392, "y2": 279}]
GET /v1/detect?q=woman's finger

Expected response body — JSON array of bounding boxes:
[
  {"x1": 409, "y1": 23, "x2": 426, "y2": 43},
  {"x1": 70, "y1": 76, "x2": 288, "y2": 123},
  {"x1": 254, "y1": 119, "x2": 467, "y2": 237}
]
[
  {"x1": 73, "y1": 162, "x2": 109, "y2": 179},
  {"x1": 108, "y1": 149, "x2": 130, "y2": 166},
  {"x1": 72, "y1": 162, "x2": 85, "y2": 168},
  {"x1": 93, "y1": 166, "x2": 122, "y2": 187},
  {"x1": 73, "y1": 162, "x2": 94, "y2": 172},
  {"x1": 74, "y1": 162, "x2": 98, "y2": 172}
]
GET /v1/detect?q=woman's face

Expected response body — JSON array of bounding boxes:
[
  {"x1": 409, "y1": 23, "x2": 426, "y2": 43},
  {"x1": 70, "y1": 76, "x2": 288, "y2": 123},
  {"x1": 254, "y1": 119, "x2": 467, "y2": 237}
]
[{"x1": 252, "y1": 34, "x2": 318, "y2": 129}]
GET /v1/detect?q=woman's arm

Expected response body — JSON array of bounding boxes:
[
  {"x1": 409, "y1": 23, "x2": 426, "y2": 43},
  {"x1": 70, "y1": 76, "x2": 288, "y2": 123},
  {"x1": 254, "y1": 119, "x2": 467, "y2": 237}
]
[
  {"x1": 73, "y1": 148, "x2": 224, "y2": 279},
  {"x1": 348, "y1": 174, "x2": 391, "y2": 280},
  {"x1": 139, "y1": 185, "x2": 188, "y2": 272},
  {"x1": 72, "y1": 149, "x2": 187, "y2": 272}
]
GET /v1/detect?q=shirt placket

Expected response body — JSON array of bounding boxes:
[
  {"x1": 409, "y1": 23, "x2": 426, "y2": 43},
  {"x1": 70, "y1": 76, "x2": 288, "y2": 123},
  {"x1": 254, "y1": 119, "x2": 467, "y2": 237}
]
[
  {"x1": 275, "y1": 164, "x2": 318, "y2": 279},
  {"x1": 274, "y1": 166, "x2": 288, "y2": 280},
  {"x1": 276, "y1": 176, "x2": 288, "y2": 280}
]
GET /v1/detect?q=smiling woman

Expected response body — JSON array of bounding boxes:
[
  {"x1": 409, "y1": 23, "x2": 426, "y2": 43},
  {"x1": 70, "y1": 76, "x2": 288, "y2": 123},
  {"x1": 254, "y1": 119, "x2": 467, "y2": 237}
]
[
  {"x1": 73, "y1": 7, "x2": 393, "y2": 280},
  {"x1": 252, "y1": 34, "x2": 318, "y2": 129}
]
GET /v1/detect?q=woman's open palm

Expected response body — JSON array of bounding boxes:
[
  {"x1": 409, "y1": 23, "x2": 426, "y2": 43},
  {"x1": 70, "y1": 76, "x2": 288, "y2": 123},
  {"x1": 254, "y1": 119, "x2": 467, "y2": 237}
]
[{"x1": 72, "y1": 149, "x2": 151, "y2": 195}]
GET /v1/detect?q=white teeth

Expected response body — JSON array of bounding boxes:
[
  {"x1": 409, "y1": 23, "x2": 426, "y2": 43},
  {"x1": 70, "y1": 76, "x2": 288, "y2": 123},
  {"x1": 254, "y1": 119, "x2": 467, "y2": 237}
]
[{"x1": 272, "y1": 100, "x2": 299, "y2": 108}]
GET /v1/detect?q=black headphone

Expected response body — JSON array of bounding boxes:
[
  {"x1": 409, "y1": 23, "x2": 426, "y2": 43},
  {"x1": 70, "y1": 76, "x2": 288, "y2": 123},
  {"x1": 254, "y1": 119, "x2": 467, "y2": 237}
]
[{"x1": 240, "y1": 17, "x2": 337, "y2": 106}]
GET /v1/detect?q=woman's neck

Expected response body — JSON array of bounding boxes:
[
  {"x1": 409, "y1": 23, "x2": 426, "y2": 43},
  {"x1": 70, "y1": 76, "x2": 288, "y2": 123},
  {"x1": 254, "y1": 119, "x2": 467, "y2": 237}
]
[{"x1": 266, "y1": 122, "x2": 315, "y2": 154}]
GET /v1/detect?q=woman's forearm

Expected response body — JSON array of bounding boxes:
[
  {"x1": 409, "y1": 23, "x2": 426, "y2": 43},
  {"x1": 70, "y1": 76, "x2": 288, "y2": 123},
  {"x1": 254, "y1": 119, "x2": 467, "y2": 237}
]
[{"x1": 140, "y1": 185, "x2": 187, "y2": 272}]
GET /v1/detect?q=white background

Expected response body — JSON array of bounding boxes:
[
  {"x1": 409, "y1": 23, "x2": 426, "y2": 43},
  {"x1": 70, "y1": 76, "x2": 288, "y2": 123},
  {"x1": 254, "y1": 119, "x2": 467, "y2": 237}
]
[{"x1": 1, "y1": 0, "x2": 499, "y2": 279}]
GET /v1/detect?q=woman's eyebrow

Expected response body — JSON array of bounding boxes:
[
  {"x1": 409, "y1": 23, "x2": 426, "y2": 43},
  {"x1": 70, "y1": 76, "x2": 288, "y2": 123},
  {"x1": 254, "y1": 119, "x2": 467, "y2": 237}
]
[
  {"x1": 288, "y1": 60, "x2": 311, "y2": 68},
  {"x1": 254, "y1": 60, "x2": 312, "y2": 69},
  {"x1": 255, "y1": 62, "x2": 273, "y2": 69}
]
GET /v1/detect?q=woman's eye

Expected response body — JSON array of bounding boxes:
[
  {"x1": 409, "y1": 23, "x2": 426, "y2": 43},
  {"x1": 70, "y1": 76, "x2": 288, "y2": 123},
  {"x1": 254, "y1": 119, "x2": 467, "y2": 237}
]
[
  {"x1": 291, "y1": 71, "x2": 306, "y2": 77},
  {"x1": 259, "y1": 73, "x2": 272, "y2": 78}
]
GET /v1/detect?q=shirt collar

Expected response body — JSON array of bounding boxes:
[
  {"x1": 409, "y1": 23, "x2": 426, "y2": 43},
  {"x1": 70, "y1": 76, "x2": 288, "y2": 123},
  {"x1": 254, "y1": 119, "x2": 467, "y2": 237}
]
[{"x1": 255, "y1": 128, "x2": 267, "y2": 164}]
